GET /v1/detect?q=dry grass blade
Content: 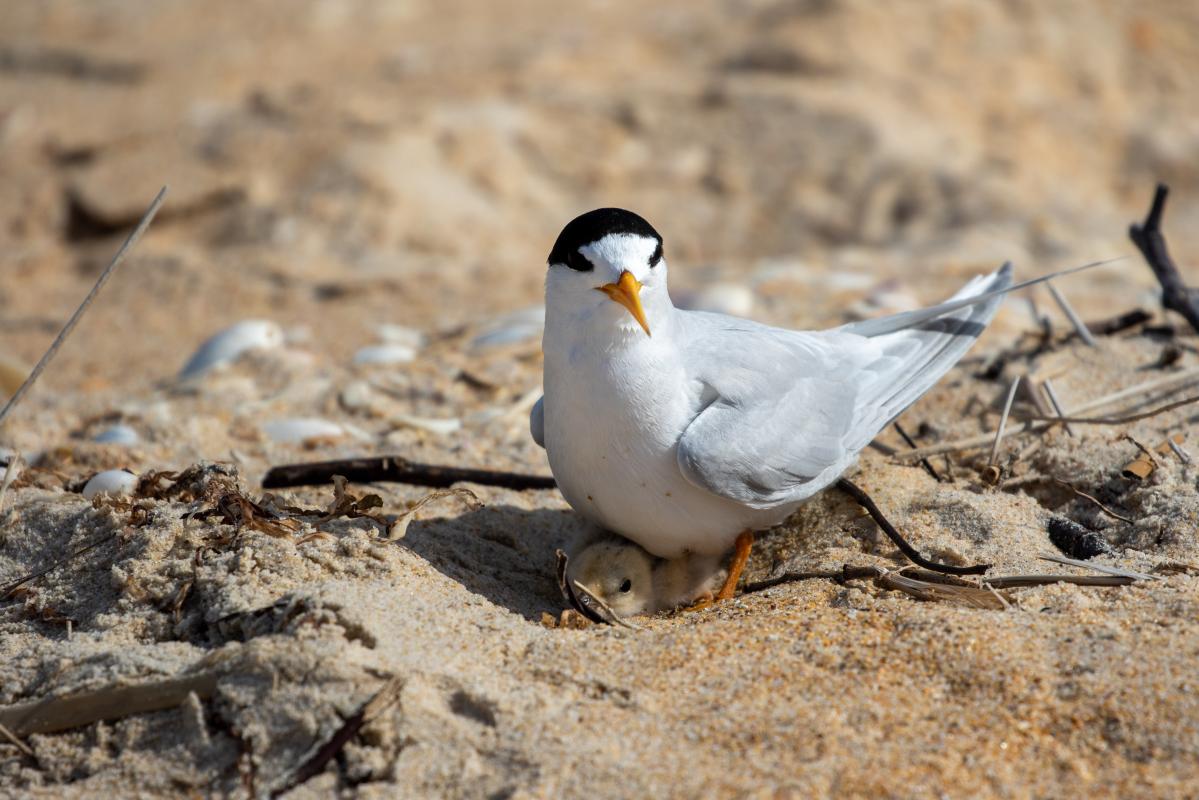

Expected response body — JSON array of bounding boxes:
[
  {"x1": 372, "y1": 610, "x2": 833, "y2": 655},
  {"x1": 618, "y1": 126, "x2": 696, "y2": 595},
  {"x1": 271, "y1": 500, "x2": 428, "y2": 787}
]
[
  {"x1": 0, "y1": 187, "x2": 166, "y2": 432},
  {"x1": 387, "y1": 487, "x2": 481, "y2": 540},
  {"x1": 0, "y1": 670, "x2": 218, "y2": 737},
  {"x1": 1046, "y1": 280, "x2": 1097, "y2": 346},
  {"x1": 1041, "y1": 380, "x2": 1074, "y2": 436},
  {"x1": 0, "y1": 721, "x2": 34, "y2": 757},
  {"x1": 1038, "y1": 553, "x2": 1156, "y2": 581},
  {"x1": 271, "y1": 676, "x2": 404, "y2": 798},
  {"x1": 988, "y1": 376, "x2": 1022, "y2": 466}
]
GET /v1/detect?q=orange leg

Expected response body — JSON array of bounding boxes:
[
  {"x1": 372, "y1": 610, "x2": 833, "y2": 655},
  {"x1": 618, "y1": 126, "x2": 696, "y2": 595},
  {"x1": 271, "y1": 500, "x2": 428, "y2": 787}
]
[{"x1": 715, "y1": 530, "x2": 754, "y2": 602}]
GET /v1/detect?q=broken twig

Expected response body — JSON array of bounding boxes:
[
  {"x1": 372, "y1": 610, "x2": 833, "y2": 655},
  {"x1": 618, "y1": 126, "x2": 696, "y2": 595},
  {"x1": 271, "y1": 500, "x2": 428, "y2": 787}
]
[
  {"x1": 262, "y1": 456, "x2": 555, "y2": 491},
  {"x1": 1130, "y1": 183, "x2": 1199, "y2": 334}
]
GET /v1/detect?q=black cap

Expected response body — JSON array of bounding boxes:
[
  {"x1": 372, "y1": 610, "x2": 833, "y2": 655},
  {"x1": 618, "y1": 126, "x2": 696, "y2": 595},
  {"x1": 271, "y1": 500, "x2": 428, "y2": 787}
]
[{"x1": 548, "y1": 208, "x2": 663, "y2": 272}]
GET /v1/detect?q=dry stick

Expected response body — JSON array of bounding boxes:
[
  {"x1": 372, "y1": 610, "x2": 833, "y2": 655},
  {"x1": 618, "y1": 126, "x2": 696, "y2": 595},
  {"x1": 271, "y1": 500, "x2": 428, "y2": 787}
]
[
  {"x1": 262, "y1": 456, "x2": 556, "y2": 491},
  {"x1": 893, "y1": 422, "x2": 942, "y2": 481},
  {"x1": 835, "y1": 478, "x2": 990, "y2": 575},
  {"x1": 1087, "y1": 308, "x2": 1152, "y2": 336},
  {"x1": 895, "y1": 367, "x2": 1199, "y2": 460},
  {"x1": 1041, "y1": 379, "x2": 1074, "y2": 437},
  {"x1": 0, "y1": 187, "x2": 167, "y2": 431},
  {"x1": 989, "y1": 376, "x2": 1022, "y2": 466},
  {"x1": 271, "y1": 676, "x2": 404, "y2": 799},
  {"x1": 983, "y1": 574, "x2": 1134, "y2": 589},
  {"x1": 0, "y1": 671, "x2": 219, "y2": 737},
  {"x1": 1168, "y1": 438, "x2": 1193, "y2": 464},
  {"x1": 1129, "y1": 183, "x2": 1199, "y2": 333},
  {"x1": 1045, "y1": 280, "x2": 1098, "y2": 347}
]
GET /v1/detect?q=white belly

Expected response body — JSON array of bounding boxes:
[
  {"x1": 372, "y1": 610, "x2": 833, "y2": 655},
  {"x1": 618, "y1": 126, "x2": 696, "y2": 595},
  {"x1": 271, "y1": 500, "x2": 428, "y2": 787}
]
[{"x1": 543, "y1": 333, "x2": 789, "y2": 557}]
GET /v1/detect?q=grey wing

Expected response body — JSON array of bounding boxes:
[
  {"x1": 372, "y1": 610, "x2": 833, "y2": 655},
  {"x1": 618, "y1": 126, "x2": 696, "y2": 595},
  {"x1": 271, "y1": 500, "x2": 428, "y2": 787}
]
[
  {"x1": 530, "y1": 395, "x2": 545, "y2": 448},
  {"x1": 677, "y1": 263, "x2": 1012, "y2": 509}
]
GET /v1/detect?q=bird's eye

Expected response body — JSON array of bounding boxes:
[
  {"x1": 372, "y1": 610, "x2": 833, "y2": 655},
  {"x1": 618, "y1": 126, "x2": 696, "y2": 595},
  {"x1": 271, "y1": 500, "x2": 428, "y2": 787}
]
[
  {"x1": 566, "y1": 250, "x2": 594, "y2": 272},
  {"x1": 619, "y1": 578, "x2": 632, "y2": 593},
  {"x1": 648, "y1": 241, "x2": 663, "y2": 268}
]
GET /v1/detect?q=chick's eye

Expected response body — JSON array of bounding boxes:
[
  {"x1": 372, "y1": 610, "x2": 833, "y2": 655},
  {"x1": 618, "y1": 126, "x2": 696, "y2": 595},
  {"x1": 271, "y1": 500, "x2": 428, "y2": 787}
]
[
  {"x1": 648, "y1": 241, "x2": 663, "y2": 268},
  {"x1": 566, "y1": 250, "x2": 593, "y2": 272},
  {"x1": 619, "y1": 578, "x2": 632, "y2": 593}
]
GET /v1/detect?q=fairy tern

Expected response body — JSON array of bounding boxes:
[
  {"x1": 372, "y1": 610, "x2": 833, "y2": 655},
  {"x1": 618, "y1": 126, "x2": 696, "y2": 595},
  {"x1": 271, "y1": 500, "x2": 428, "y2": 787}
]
[{"x1": 532, "y1": 207, "x2": 1090, "y2": 603}]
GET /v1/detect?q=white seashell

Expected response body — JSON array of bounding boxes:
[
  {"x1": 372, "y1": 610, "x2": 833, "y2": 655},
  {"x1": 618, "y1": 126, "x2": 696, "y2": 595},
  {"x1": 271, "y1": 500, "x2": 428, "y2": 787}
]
[
  {"x1": 92, "y1": 424, "x2": 141, "y2": 445},
  {"x1": 375, "y1": 324, "x2": 425, "y2": 349},
  {"x1": 82, "y1": 469, "x2": 138, "y2": 500},
  {"x1": 179, "y1": 320, "x2": 285, "y2": 380},
  {"x1": 339, "y1": 380, "x2": 378, "y2": 412},
  {"x1": 353, "y1": 344, "x2": 417, "y2": 366},
  {"x1": 389, "y1": 413, "x2": 461, "y2": 436},
  {"x1": 676, "y1": 283, "x2": 755, "y2": 317},
  {"x1": 262, "y1": 418, "x2": 346, "y2": 444},
  {"x1": 470, "y1": 306, "x2": 544, "y2": 349}
]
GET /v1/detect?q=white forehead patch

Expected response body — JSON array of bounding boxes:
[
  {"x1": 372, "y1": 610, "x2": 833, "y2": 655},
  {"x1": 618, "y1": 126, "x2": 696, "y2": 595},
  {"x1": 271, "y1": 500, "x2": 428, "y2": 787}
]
[{"x1": 579, "y1": 233, "x2": 660, "y2": 274}]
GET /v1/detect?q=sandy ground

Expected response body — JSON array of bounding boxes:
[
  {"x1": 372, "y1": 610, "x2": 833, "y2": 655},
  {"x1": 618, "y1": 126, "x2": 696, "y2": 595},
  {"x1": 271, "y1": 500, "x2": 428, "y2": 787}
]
[{"x1": 3, "y1": 1, "x2": 1199, "y2": 797}]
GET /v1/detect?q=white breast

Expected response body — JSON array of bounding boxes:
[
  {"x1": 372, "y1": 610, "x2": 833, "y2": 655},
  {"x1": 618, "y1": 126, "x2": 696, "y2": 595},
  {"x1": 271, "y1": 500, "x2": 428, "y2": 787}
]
[{"x1": 542, "y1": 325, "x2": 789, "y2": 557}]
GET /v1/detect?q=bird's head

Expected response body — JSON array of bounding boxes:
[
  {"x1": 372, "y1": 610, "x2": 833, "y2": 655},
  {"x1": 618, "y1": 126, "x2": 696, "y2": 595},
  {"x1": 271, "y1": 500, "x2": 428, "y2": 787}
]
[
  {"x1": 545, "y1": 208, "x2": 672, "y2": 338},
  {"x1": 566, "y1": 538, "x2": 656, "y2": 618}
]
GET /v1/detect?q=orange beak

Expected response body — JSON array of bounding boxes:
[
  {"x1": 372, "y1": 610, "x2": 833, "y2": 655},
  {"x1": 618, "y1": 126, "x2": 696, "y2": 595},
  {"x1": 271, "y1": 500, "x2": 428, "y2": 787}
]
[{"x1": 597, "y1": 271, "x2": 651, "y2": 336}]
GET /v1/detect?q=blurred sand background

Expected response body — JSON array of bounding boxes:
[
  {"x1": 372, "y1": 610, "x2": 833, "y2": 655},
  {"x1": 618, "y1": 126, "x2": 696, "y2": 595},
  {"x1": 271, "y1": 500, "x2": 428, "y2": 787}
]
[{"x1": 3, "y1": 1, "x2": 1199, "y2": 797}]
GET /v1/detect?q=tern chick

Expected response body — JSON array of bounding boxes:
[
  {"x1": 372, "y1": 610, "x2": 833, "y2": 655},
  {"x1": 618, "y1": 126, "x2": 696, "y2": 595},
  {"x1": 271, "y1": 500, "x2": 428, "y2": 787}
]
[{"x1": 566, "y1": 534, "x2": 726, "y2": 617}]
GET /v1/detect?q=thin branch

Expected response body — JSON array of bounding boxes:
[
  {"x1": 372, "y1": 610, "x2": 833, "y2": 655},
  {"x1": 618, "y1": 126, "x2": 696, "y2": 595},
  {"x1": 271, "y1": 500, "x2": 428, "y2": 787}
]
[
  {"x1": 262, "y1": 456, "x2": 556, "y2": 491},
  {"x1": 1130, "y1": 183, "x2": 1199, "y2": 333},
  {"x1": 1018, "y1": 393, "x2": 1199, "y2": 425},
  {"x1": 1052, "y1": 479, "x2": 1134, "y2": 524},
  {"x1": 893, "y1": 422, "x2": 942, "y2": 481},
  {"x1": 1, "y1": 534, "x2": 114, "y2": 599},
  {"x1": 894, "y1": 367, "x2": 1199, "y2": 460},
  {"x1": 0, "y1": 187, "x2": 167, "y2": 431},
  {"x1": 835, "y1": 478, "x2": 990, "y2": 575}
]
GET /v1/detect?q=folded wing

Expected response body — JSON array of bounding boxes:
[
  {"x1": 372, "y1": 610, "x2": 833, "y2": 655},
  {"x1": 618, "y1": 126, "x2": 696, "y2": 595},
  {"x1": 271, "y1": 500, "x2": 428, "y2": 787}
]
[{"x1": 676, "y1": 262, "x2": 1013, "y2": 508}]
